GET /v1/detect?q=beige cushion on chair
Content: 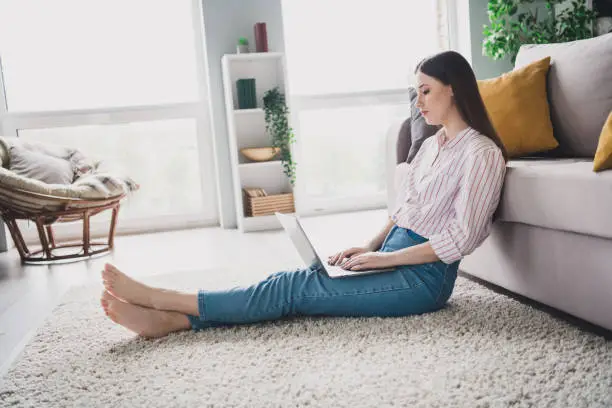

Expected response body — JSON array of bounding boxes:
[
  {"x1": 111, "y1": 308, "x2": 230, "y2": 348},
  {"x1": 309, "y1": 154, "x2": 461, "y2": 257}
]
[
  {"x1": 0, "y1": 135, "x2": 138, "y2": 199},
  {"x1": 9, "y1": 144, "x2": 75, "y2": 185},
  {"x1": 0, "y1": 138, "x2": 138, "y2": 217},
  {"x1": 0, "y1": 136, "x2": 9, "y2": 169}
]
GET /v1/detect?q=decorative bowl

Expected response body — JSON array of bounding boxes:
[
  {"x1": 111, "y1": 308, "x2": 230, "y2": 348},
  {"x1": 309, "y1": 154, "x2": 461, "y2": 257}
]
[{"x1": 240, "y1": 147, "x2": 280, "y2": 162}]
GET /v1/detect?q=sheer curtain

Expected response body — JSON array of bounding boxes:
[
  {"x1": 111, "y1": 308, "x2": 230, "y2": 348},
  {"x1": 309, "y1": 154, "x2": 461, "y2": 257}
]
[{"x1": 281, "y1": 0, "x2": 449, "y2": 215}]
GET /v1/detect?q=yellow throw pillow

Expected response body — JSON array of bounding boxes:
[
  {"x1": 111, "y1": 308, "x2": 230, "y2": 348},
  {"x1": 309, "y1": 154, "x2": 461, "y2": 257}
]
[
  {"x1": 593, "y1": 111, "x2": 612, "y2": 172},
  {"x1": 477, "y1": 56, "x2": 559, "y2": 158}
]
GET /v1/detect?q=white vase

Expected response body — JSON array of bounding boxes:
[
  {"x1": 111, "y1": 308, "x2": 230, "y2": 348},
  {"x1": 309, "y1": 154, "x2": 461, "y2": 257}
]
[{"x1": 237, "y1": 44, "x2": 249, "y2": 54}]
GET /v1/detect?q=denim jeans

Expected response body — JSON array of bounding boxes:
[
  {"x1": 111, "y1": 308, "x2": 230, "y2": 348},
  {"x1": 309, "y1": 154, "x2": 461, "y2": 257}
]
[{"x1": 186, "y1": 225, "x2": 460, "y2": 331}]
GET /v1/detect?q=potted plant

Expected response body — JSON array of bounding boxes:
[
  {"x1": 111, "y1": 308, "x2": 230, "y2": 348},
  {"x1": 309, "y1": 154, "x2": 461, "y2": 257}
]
[
  {"x1": 483, "y1": 0, "x2": 598, "y2": 64},
  {"x1": 263, "y1": 87, "x2": 296, "y2": 186},
  {"x1": 237, "y1": 37, "x2": 249, "y2": 54}
]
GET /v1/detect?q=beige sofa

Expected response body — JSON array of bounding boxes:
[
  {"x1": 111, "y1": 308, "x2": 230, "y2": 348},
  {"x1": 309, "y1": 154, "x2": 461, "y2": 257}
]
[{"x1": 386, "y1": 34, "x2": 612, "y2": 332}]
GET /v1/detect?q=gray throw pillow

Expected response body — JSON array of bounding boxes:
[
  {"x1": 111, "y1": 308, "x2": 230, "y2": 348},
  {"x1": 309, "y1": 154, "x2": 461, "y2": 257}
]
[
  {"x1": 405, "y1": 86, "x2": 441, "y2": 163},
  {"x1": 9, "y1": 145, "x2": 75, "y2": 185},
  {"x1": 396, "y1": 117, "x2": 413, "y2": 164}
]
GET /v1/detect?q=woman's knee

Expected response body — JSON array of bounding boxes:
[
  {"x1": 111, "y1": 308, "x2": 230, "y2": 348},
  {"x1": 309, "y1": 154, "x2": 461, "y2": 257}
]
[{"x1": 264, "y1": 271, "x2": 286, "y2": 281}]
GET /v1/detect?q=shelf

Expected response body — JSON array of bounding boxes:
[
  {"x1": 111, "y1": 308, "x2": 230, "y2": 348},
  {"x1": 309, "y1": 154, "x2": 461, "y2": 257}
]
[
  {"x1": 224, "y1": 52, "x2": 284, "y2": 62},
  {"x1": 234, "y1": 108, "x2": 264, "y2": 115},
  {"x1": 238, "y1": 160, "x2": 291, "y2": 196},
  {"x1": 222, "y1": 50, "x2": 291, "y2": 233},
  {"x1": 238, "y1": 160, "x2": 281, "y2": 169}
]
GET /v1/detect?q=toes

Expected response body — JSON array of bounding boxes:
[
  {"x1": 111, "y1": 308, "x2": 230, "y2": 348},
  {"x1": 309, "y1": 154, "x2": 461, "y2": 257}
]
[
  {"x1": 100, "y1": 291, "x2": 109, "y2": 309},
  {"x1": 105, "y1": 263, "x2": 120, "y2": 276},
  {"x1": 103, "y1": 290, "x2": 125, "y2": 306},
  {"x1": 100, "y1": 300, "x2": 108, "y2": 314},
  {"x1": 101, "y1": 290, "x2": 115, "y2": 302},
  {"x1": 106, "y1": 301, "x2": 118, "y2": 315},
  {"x1": 101, "y1": 271, "x2": 112, "y2": 284},
  {"x1": 102, "y1": 264, "x2": 117, "y2": 279},
  {"x1": 102, "y1": 292, "x2": 123, "y2": 314},
  {"x1": 107, "y1": 311, "x2": 119, "y2": 323},
  {"x1": 100, "y1": 297, "x2": 112, "y2": 318}
]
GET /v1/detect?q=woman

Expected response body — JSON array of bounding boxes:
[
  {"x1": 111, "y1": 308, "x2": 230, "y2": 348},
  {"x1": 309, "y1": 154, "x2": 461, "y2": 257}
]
[{"x1": 100, "y1": 50, "x2": 508, "y2": 338}]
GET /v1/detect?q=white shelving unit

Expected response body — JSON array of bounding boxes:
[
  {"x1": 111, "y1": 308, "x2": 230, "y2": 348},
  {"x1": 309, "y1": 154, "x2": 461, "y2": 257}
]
[{"x1": 221, "y1": 52, "x2": 295, "y2": 232}]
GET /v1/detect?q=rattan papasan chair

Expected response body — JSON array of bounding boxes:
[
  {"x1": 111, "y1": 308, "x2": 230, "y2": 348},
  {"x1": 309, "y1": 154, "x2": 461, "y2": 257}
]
[{"x1": 0, "y1": 136, "x2": 139, "y2": 264}]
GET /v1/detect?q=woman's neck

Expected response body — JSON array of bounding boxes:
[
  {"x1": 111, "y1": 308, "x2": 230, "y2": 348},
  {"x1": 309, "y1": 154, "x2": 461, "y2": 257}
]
[{"x1": 442, "y1": 109, "x2": 470, "y2": 142}]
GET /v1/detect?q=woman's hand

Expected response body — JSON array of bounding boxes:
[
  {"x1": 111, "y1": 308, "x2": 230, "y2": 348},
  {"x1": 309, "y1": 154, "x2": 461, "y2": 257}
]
[
  {"x1": 340, "y1": 251, "x2": 396, "y2": 271},
  {"x1": 328, "y1": 246, "x2": 372, "y2": 266}
]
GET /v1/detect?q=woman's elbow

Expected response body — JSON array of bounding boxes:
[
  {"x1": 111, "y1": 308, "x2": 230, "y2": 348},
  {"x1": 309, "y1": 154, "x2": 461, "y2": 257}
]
[{"x1": 458, "y1": 235, "x2": 489, "y2": 258}]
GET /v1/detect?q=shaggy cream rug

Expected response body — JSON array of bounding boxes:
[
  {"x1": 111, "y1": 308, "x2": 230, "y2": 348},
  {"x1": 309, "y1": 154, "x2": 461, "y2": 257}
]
[{"x1": 1, "y1": 267, "x2": 611, "y2": 407}]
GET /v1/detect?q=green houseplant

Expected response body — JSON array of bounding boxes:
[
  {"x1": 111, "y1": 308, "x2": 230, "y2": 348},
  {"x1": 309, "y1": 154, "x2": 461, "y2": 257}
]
[
  {"x1": 483, "y1": 0, "x2": 598, "y2": 63},
  {"x1": 263, "y1": 87, "x2": 296, "y2": 186}
]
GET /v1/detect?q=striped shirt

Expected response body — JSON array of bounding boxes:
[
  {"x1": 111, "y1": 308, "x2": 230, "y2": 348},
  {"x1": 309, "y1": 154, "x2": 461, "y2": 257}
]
[{"x1": 391, "y1": 126, "x2": 507, "y2": 264}]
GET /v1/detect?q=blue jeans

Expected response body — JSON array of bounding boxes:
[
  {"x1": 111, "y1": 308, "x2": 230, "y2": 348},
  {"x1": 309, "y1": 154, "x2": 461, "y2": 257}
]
[{"x1": 186, "y1": 225, "x2": 460, "y2": 331}]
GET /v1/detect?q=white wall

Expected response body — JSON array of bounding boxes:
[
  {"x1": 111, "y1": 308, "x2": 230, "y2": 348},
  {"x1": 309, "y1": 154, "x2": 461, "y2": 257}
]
[{"x1": 201, "y1": 0, "x2": 285, "y2": 229}]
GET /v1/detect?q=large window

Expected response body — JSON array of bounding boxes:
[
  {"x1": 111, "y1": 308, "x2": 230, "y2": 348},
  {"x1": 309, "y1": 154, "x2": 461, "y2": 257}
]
[
  {"x1": 0, "y1": 1, "x2": 200, "y2": 112},
  {"x1": 0, "y1": 0, "x2": 217, "y2": 240},
  {"x1": 282, "y1": 0, "x2": 449, "y2": 214}
]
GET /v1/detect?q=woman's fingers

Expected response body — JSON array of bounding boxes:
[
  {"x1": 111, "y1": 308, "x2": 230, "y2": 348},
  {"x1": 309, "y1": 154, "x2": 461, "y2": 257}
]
[
  {"x1": 332, "y1": 249, "x2": 352, "y2": 265},
  {"x1": 329, "y1": 251, "x2": 345, "y2": 265},
  {"x1": 343, "y1": 254, "x2": 363, "y2": 270},
  {"x1": 329, "y1": 247, "x2": 364, "y2": 266},
  {"x1": 340, "y1": 251, "x2": 358, "y2": 266}
]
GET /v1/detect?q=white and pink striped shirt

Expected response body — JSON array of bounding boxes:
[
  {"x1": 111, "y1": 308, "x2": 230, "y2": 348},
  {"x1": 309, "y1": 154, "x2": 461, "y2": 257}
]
[{"x1": 391, "y1": 126, "x2": 507, "y2": 264}]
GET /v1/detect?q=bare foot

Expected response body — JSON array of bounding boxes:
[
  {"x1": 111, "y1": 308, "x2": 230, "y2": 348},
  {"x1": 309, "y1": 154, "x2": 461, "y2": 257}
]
[
  {"x1": 102, "y1": 263, "x2": 157, "y2": 309},
  {"x1": 100, "y1": 290, "x2": 190, "y2": 338}
]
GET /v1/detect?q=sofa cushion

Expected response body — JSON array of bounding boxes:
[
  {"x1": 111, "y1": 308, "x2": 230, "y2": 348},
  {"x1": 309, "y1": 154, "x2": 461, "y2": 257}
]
[
  {"x1": 478, "y1": 56, "x2": 559, "y2": 158},
  {"x1": 498, "y1": 158, "x2": 612, "y2": 239},
  {"x1": 514, "y1": 33, "x2": 612, "y2": 158}
]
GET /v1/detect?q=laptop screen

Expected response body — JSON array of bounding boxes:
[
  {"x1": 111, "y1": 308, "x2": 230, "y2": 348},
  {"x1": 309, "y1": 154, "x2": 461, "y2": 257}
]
[{"x1": 276, "y1": 212, "x2": 320, "y2": 267}]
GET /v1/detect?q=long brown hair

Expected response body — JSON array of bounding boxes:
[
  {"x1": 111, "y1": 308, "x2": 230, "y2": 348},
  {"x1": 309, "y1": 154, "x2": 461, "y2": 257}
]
[{"x1": 415, "y1": 51, "x2": 508, "y2": 162}]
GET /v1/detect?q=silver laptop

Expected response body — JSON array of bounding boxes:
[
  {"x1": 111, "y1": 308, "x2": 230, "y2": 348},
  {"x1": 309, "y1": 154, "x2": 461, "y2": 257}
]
[{"x1": 275, "y1": 212, "x2": 396, "y2": 278}]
